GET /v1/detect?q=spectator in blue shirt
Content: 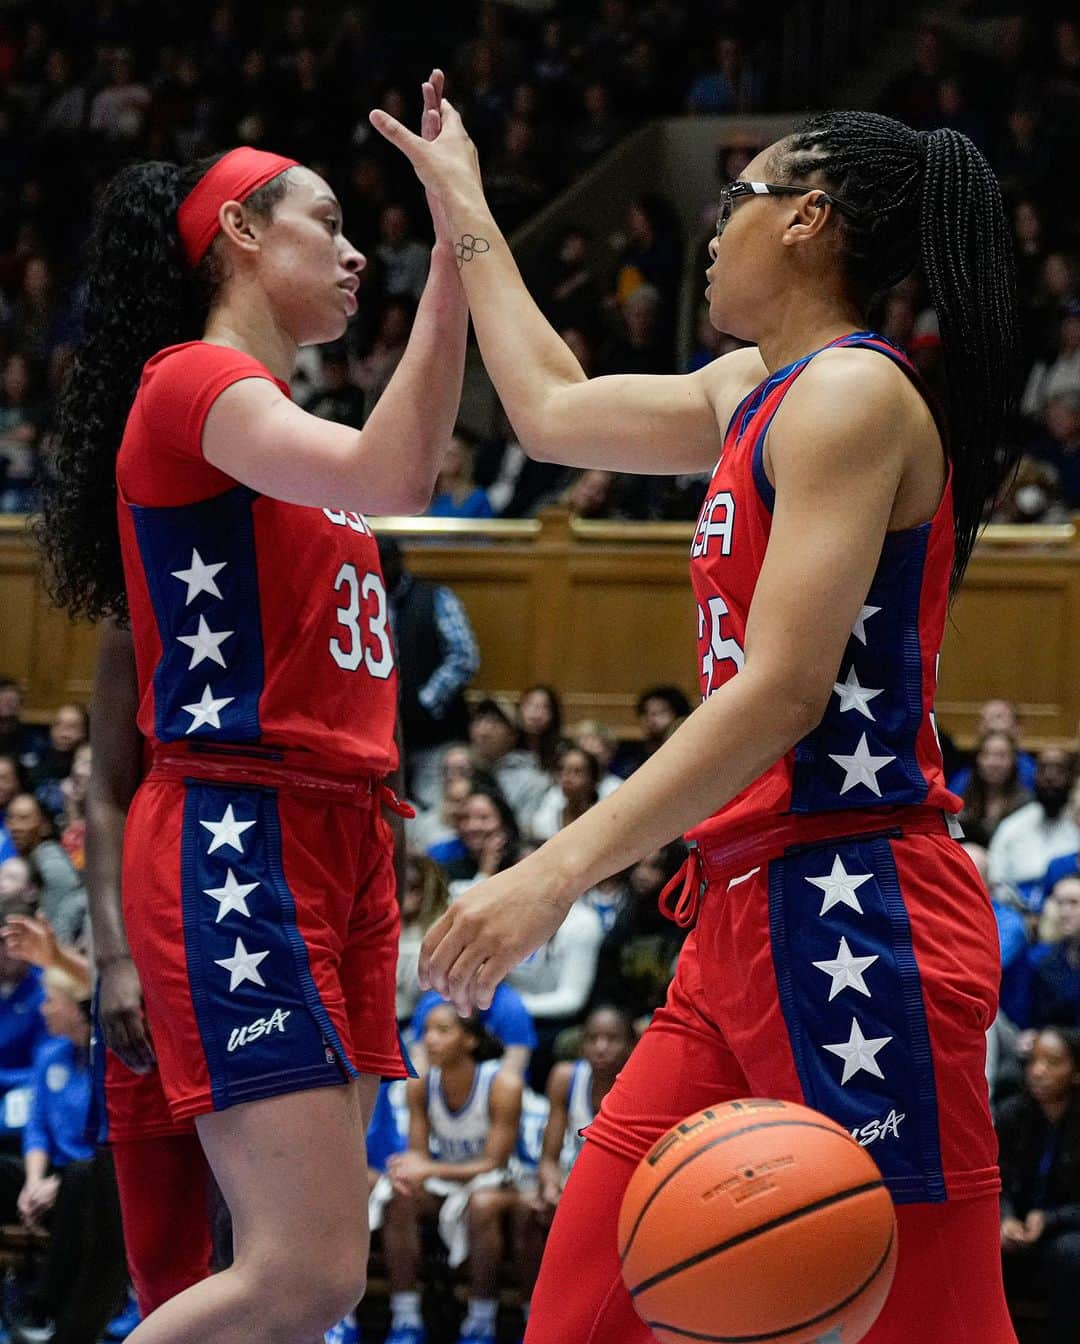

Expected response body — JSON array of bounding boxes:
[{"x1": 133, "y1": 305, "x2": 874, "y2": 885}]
[
  {"x1": 0, "y1": 966, "x2": 127, "y2": 1343},
  {"x1": 0, "y1": 930, "x2": 46, "y2": 1144},
  {"x1": 948, "y1": 699, "x2": 1038, "y2": 795},
  {"x1": 1031, "y1": 876, "x2": 1080, "y2": 1030},
  {"x1": 412, "y1": 982, "x2": 537, "y2": 1079},
  {"x1": 427, "y1": 426, "x2": 495, "y2": 520}
]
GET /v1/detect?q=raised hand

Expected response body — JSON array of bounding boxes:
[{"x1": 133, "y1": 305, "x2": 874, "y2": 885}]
[
  {"x1": 370, "y1": 92, "x2": 482, "y2": 211},
  {"x1": 420, "y1": 68, "x2": 452, "y2": 246}
]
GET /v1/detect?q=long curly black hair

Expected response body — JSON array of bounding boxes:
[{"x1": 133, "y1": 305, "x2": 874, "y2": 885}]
[
  {"x1": 36, "y1": 154, "x2": 291, "y2": 624},
  {"x1": 771, "y1": 111, "x2": 1020, "y2": 594}
]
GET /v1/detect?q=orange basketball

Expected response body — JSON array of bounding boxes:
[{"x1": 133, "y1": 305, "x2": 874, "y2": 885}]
[{"x1": 618, "y1": 1098, "x2": 897, "y2": 1344}]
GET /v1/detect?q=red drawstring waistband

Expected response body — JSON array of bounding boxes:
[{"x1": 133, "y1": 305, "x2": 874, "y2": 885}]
[
  {"x1": 658, "y1": 807, "x2": 955, "y2": 928},
  {"x1": 379, "y1": 785, "x2": 415, "y2": 819},
  {"x1": 659, "y1": 845, "x2": 704, "y2": 928}
]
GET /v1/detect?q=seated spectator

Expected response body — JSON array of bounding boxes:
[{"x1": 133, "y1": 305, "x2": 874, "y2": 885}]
[
  {"x1": 0, "y1": 967, "x2": 126, "y2": 1341},
  {"x1": 57, "y1": 740, "x2": 90, "y2": 871},
  {"x1": 957, "y1": 730, "x2": 1033, "y2": 846},
  {"x1": 600, "y1": 284, "x2": 672, "y2": 376},
  {"x1": 0, "y1": 351, "x2": 43, "y2": 513},
  {"x1": 989, "y1": 749, "x2": 1080, "y2": 911},
  {"x1": 374, "y1": 1008, "x2": 522, "y2": 1344},
  {"x1": 0, "y1": 753, "x2": 22, "y2": 830},
  {"x1": 411, "y1": 981, "x2": 536, "y2": 1082},
  {"x1": 379, "y1": 538, "x2": 480, "y2": 811},
  {"x1": 506, "y1": 892, "x2": 605, "y2": 1088},
  {"x1": 0, "y1": 681, "x2": 47, "y2": 775},
  {"x1": 28, "y1": 701, "x2": 88, "y2": 822},
  {"x1": 427, "y1": 427, "x2": 494, "y2": 520},
  {"x1": 611, "y1": 685, "x2": 692, "y2": 779},
  {"x1": 0, "y1": 924, "x2": 45, "y2": 1144},
  {"x1": 589, "y1": 843, "x2": 691, "y2": 1027},
  {"x1": 513, "y1": 1006, "x2": 637, "y2": 1321},
  {"x1": 965, "y1": 841, "x2": 1032, "y2": 1029},
  {"x1": 538, "y1": 467, "x2": 620, "y2": 520},
  {"x1": 566, "y1": 80, "x2": 622, "y2": 175},
  {"x1": 990, "y1": 453, "x2": 1070, "y2": 524},
  {"x1": 1024, "y1": 305, "x2": 1080, "y2": 420},
  {"x1": 441, "y1": 786, "x2": 522, "y2": 899},
  {"x1": 997, "y1": 1026, "x2": 1080, "y2": 1342},
  {"x1": 516, "y1": 684, "x2": 565, "y2": 773},
  {"x1": 1026, "y1": 392, "x2": 1080, "y2": 509},
  {"x1": 375, "y1": 203, "x2": 430, "y2": 303},
  {"x1": 407, "y1": 770, "x2": 472, "y2": 856},
  {"x1": 535, "y1": 227, "x2": 601, "y2": 340},
  {"x1": 467, "y1": 702, "x2": 549, "y2": 829},
  {"x1": 302, "y1": 342, "x2": 365, "y2": 429},
  {"x1": 580, "y1": 868, "x2": 631, "y2": 935},
  {"x1": 484, "y1": 116, "x2": 548, "y2": 234},
  {"x1": 685, "y1": 34, "x2": 763, "y2": 115},
  {"x1": 4, "y1": 793, "x2": 85, "y2": 943},
  {"x1": 351, "y1": 297, "x2": 414, "y2": 413},
  {"x1": 1030, "y1": 876, "x2": 1080, "y2": 1029},
  {"x1": 568, "y1": 719, "x2": 622, "y2": 799},
  {"x1": 396, "y1": 853, "x2": 450, "y2": 1026},
  {"x1": 530, "y1": 745, "x2": 601, "y2": 843},
  {"x1": 949, "y1": 700, "x2": 1037, "y2": 795}
]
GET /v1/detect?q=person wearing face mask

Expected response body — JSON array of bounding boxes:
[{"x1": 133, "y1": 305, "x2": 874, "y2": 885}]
[{"x1": 989, "y1": 748, "x2": 1080, "y2": 911}]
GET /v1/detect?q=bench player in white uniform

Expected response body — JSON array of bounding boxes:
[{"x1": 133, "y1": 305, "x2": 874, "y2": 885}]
[{"x1": 380, "y1": 1005, "x2": 522, "y2": 1344}]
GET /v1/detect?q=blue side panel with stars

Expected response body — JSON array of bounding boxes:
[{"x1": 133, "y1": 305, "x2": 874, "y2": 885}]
[
  {"x1": 130, "y1": 487, "x2": 264, "y2": 743},
  {"x1": 789, "y1": 524, "x2": 932, "y2": 813},
  {"x1": 769, "y1": 832, "x2": 946, "y2": 1203},
  {"x1": 180, "y1": 780, "x2": 356, "y2": 1111}
]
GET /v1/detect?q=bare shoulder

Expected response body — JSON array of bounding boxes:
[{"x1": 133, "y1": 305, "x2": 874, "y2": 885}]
[
  {"x1": 780, "y1": 345, "x2": 926, "y2": 429},
  {"x1": 545, "y1": 1061, "x2": 575, "y2": 1104},
  {"x1": 492, "y1": 1067, "x2": 523, "y2": 1103},
  {"x1": 696, "y1": 344, "x2": 769, "y2": 427}
]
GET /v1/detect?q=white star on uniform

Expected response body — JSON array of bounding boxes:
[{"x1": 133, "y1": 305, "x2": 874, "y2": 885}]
[
  {"x1": 214, "y1": 937, "x2": 269, "y2": 992},
  {"x1": 202, "y1": 869, "x2": 258, "y2": 922},
  {"x1": 200, "y1": 804, "x2": 255, "y2": 855},
  {"x1": 182, "y1": 684, "x2": 234, "y2": 734},
  {"x1": 171, "y1": 549, "x2": 226, "y2": 604},
  {"x1": 823, "y1": 1017, "x2": 892, "y2": 1085},
  {"x1": 806, "y1": 856, "x2": 873, "y2": 916},
  {"x1": 829, "y1": 733, "x2": 895, "y2": 796},
  {"x1": 832, "y1": 667, "x2": 884, "y2": 721},
  {"x1": 812, "y1": 936, "x2": 879, "y2": 1001},
  {"x1": 177, "y1": 615, "x2": 234, "y2": 670},
  {"x1": 851, "y1": 604, "x2": 881, "y2": 645}
]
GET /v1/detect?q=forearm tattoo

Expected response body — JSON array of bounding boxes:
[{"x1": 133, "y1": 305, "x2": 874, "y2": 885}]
[{"x1": 455, "y1": 234, "x2": 491, "y2": 268}]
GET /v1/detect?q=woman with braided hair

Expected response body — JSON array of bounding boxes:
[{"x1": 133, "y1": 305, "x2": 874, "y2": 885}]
[{"x1": 374, "y1": 103, "x2": 1019, "y2": 1342}]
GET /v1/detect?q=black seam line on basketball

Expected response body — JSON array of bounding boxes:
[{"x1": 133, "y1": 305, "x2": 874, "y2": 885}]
[
  {"x1": 639, "y1": 1225, "x2": 895, "y2": 1343},
  {"x1": 620, "y1": 1119, "x2": 864, "y2": 1264},
  {"x1": 627, "y1": 1178, "x2": 884, "y2": 1298}
]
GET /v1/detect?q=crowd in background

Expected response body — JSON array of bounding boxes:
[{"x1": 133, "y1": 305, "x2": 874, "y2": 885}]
[
  {"x1": 0, "y1": 0, "x2": 1078, "y2": 1338},
  {"x1": 0, "y1": 4, "x2": 1079, "y2": 523}
]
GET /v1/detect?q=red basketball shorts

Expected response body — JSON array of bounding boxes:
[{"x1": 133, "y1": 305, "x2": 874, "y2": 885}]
[
  {"x1": 587, "y1": 811, "x2": 1002, "y2": 1205},
  {"x1": 113, "y1": 755, "x2": 407, "y2": 1129}
]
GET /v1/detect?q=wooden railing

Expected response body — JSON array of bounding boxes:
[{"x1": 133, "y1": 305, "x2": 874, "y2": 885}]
[{"x1": 2, "y1": 511, "x2": 1076, "y2": 746}]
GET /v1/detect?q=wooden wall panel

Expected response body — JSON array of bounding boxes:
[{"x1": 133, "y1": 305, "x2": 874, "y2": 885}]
[{"x1": 2, "y1": 513, "x2": 1077, "y2": 747}]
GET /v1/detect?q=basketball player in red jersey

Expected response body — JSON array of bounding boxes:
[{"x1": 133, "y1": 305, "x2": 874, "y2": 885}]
[
  {"x1": 373, "y1": 103, "x2": 1021, "y2": 1342},
  {"x1": 38, "y1": 73, "x2": 466, "y2": 1342}
]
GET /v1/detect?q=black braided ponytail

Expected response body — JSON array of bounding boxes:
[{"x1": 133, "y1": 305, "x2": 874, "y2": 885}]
[
  {"x1": 37, "y1": 154, "x2": 292, "y2": 623},
  {"x1": 773, "y1": 111, "x2": 1019, "y2": 594}
]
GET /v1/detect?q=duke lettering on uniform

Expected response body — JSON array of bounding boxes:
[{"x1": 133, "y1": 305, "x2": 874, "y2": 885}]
[{"x1": 227, "y1": 1007, "x2": 291, "y2": 1054}]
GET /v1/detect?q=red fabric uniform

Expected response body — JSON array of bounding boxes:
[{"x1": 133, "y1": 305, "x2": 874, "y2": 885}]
[
  {"x1": 102, "y1": 339, "x2": 406, "y2": 1135},
  {"x1": 527, "y1": 334, "x2": 1015, "y2": 1343}
]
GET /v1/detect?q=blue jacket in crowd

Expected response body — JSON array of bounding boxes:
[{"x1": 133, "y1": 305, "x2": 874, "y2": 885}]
[{"x1": 23, "y1": 1035, "x2": 94, "y2": 1168}]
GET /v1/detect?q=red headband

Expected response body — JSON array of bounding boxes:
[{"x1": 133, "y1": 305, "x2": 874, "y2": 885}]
[{"x1": 177, "y1": 147, "x2": 300, "y2": 268}]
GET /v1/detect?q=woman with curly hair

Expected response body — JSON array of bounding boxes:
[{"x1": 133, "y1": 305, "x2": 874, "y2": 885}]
[{"x1": 38, "y1": 73, "x2": 466, "y2": 1343}]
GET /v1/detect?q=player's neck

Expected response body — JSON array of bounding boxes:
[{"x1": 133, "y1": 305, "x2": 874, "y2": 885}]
[
  {"x1": 202, "y1": 289, "x2": 298, "y2": 383},
  {"x1": 754, "y1": 289, "x2": 865, "y2": 377}
]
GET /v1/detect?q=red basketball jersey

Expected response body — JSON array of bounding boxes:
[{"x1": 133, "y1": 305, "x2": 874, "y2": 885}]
[
  {"x1": 687, "y1": 332, "x2": 960, "y2": 848},
  {"x1": 116, "y1": 341, "x2": 397, "y2": 776}
]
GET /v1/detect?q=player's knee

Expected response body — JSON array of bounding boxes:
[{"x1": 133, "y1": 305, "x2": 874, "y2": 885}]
[
  {"x1": 468, "y1": 1188, "x2": 503, "y2": 1228},
  {"x1": 259, "y1": 1244, "x2": 367, "y2": 1336}
]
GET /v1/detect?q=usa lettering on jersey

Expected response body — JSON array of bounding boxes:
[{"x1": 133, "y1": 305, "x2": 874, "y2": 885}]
[
  {"x1": 228, "y1": 1006, "x2": 291, "y2": 1054},
  {"x1": 851, "y1": 1107, "x2": 905, "y2": 1148},
  {"x1": 691, "y1": 490, "x2": 736, "y2": 559}
]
